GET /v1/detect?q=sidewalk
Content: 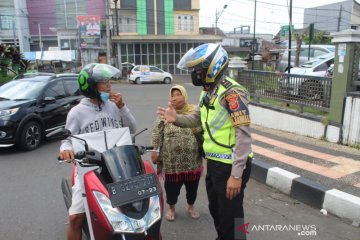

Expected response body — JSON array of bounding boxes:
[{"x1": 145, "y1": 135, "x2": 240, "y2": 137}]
[{"x1": 251, "y1": 124, "x2": 360, "y2": 225}]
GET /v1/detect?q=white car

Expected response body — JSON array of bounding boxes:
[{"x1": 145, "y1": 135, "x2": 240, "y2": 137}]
[
  {"x1": 290, "y1": 52, "x2": 334, "y2": 77},
  {"x1": 281, "y1": 53, "x2": 334, "y2": 99},
  {"x1": 128, "y1": 65, "x2": 173, "y2": 84}
]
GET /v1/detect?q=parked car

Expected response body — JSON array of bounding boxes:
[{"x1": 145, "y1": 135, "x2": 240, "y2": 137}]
[
  {"x1": 290, "y1": 52, "x2": 334, "y2": 76},
  {"x1": 277, "y1": 45, "x2": 335, "y2": 72},
  {"x1": 280, "y1": 53, "x2": 334, "y2": 99},
  {"x1": 326, "y1": 63, "x2": 360, "y2": 91},
  {"x1": 0, "y1": 72, "x2": 83, "y2": 150},
  {"x1": 128, "y1": 65, "x2": 173, "y2": 84}
]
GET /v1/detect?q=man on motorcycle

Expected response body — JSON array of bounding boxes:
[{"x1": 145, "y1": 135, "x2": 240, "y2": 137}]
[{"x1": 59, "y1": 63, "x2": 137, "y2": 240}]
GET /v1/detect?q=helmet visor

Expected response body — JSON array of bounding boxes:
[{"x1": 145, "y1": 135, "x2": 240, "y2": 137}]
[
  {"x1": 84, "y1": 63, "x2": 121, "y2": 82},
  {"x1": 177, "y1": 44, "x2": 218, "y2": 71},
  {"x1": 177, "y1": 48, "x2": 196, "y2": 71}
]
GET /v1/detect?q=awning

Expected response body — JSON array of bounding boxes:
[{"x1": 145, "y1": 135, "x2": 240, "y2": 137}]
[{"x1": 23, "y1": 50, "x2": 76, "y2": 62}]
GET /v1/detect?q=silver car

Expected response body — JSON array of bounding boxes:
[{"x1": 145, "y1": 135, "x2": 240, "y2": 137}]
[
  {"x1": 277, "y1": 45, "x2": 335, "y2": 72},
  {"x1": 280, "y1": 53, "x2": 334, "y2": 99},
  {"x1": 128, "y1": 65, "x2": 173, "y2": 84}
]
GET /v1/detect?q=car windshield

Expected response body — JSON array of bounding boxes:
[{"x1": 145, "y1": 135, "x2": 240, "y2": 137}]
[
  {"x1": 0, "y1": 80, "x2": 47, "y2": 100},
  {"x1": 326, "y1": 46, "x2": 336, "y2": 52},
  {"x1": 300, "y1": 57, "x2": 330, "y2": 68}
]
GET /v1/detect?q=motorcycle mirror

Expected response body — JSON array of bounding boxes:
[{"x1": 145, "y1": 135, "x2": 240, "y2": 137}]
[
  {"x1": 132, "y1": 128, "x2": 148, "y2": 144},
  {"x1": 46, "y1": 128, "x2": 72, "y2": 140}
]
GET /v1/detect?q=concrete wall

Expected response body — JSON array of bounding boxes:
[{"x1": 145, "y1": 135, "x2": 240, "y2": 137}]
[
  {"x1": 250, "y1": 98, "x2": 360, "y2": 146},
  {"x1": 250, "y1": 104, "x2": 326, "y2": 139}
]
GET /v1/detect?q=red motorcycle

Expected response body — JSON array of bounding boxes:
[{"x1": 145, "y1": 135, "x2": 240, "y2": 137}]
[{"x1": 48, "y1": 128, "x2": 163, "y2": 240}]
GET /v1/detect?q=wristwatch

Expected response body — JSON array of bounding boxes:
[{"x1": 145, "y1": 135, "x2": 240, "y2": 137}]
[{"x1": 232, "y1": 175, "x2": 241, "y2": 180}]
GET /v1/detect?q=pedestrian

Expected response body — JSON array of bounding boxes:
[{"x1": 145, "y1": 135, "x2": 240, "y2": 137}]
[
  {"x1": 58, "y1": 63, "x2": 136, "y2": 240},
  {"x1": 157, "y1": 43, "x2": 253, "y2": 240},
  {"x1": 151, "y1": 85, "x2": 203, "y2": 222}
]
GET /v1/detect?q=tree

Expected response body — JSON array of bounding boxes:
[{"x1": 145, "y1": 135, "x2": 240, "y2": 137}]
[
  {"x1": 294, "y1": 30, "x2": 307, "y2": 67},
  {"x1": 304, "y1": 31, "x2": 332, "y2": 45}
]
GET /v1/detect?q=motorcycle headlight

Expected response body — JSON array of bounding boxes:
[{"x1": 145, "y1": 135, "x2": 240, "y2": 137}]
[
  {"x1": 148, "y1": 196, "x2": 161, "y2": 226},
  {"x1": 93, "y1": 191, "x2": 133, "y2": 233},
  {"x1": 93, "y1": 191, "x2": 161, "y2": 233},
  {"x1": 0, "y1": 108, "x2": 19, "y2": 117}
]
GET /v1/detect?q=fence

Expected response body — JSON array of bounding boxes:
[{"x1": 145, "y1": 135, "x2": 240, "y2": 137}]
[{"x1": 237, "y1": 70, "x2": 332, "y2": 113}]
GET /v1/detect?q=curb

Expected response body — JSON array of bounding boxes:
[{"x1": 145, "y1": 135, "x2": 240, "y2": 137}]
[{"x1": 250, "y1": 159, "x2": 360, "y2": 225}]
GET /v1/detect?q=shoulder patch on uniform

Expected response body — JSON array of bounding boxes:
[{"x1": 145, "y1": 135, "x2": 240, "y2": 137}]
[
  {"x1": 225, "y1": 93, "x2": 250, "y2": 127},
  {"x1": 221, "y1": 78, "x2": 233, "y2": 89}
]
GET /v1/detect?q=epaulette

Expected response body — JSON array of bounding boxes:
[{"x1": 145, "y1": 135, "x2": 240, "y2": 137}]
[{"x1": 221, "y1": 78, "x2": 233, "y2": 89}]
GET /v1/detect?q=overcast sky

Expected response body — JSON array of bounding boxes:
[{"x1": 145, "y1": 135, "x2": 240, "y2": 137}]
[{"x1": 199, "y1": 0, "x2": 358, "y2": 35}]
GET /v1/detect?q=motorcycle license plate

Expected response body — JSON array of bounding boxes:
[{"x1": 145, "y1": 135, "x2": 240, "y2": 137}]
[{"x1": 107, "y1": 173, "x2": 160, "y2": 208}]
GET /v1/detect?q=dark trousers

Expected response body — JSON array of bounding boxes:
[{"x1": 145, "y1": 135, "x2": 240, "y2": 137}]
[
  {"x1": 164, "y1": 178, "x2": 200, "y2": 205},
  {"x1": 206, "y1": 158, "x2": 252, "y2": 240}
]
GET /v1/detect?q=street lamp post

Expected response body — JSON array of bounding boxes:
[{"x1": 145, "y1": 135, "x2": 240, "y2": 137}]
[
  {"x1": 215, "y1": 4, "x2": 228, "y2": 35},
  {"x1": 34, "y1": 21, "x2": 43, "y2": 52}
]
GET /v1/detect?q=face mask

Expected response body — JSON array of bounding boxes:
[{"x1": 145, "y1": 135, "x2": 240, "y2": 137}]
[{"x1": 99, "y1": 91, "x2": 110, "y2": 102}]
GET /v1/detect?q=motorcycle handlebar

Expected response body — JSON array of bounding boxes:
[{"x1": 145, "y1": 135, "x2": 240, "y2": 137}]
[{"x1": 57, "y1": 151, "x2": 86, "y2": 163}]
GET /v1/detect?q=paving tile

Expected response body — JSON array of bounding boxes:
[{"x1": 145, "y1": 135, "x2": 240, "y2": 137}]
[{"x1": 253, "y1": 144, "x2": 348, "y2": 180}]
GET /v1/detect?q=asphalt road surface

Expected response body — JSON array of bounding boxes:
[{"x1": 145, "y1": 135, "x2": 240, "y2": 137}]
[{"x1": 0, "y1": 82, "x2": 359, "y2": 240}]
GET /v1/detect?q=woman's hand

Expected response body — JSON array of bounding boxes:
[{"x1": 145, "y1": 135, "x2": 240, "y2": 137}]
[{"x1": 151, "y1": 151, "x2": 158, "y2": 164}]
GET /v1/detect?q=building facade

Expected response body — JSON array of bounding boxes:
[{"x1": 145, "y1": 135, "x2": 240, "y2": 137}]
[
  {"x1": 3, "y1": 0, "x2": 222, "y2": 74},
  {"x1": 0, "y1": 0, "x2": 30, "y2": 52},
  {"x1": 304, "y1": 0, "x2": 360, "y2": 32},
  {"x1": 26, "y1": 0, "x2": 107, "y2": 64},
  {"x1": 110, "y1": 0, "x2": 222, "y2": 74}
]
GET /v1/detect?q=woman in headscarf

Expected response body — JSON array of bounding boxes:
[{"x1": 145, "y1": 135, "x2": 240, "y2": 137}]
[{"x1": 151, "y1": 85, "x2": 203, "y2": 222}]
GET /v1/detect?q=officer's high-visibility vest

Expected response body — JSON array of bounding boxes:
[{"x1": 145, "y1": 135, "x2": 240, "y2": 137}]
[{"x1": 200, "y1": 77, "x2": 253, "y2": 164}]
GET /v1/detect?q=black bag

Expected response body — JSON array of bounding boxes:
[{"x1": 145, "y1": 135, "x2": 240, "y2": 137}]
[{"x1": 194, "y1": 132, "x2": 205, "y2": 158}]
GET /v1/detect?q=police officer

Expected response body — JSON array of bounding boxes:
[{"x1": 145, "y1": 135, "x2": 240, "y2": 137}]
[{"x1": 158, "y1": 43, "x2": 253, "y2": 240}]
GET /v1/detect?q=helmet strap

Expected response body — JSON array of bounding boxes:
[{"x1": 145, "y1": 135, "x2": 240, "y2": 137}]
[{"x1": 191, "y1": 69, "x2": 207, "y2": 87}]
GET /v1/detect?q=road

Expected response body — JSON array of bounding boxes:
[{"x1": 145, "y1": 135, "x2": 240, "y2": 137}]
[{"x1": 0, "y1": 82, "x2": 359, "y2": 240}]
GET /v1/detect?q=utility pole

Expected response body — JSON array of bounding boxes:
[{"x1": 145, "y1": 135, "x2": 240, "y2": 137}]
[
  {"x1": 106, "y1": 0, "x2": 111, "y2": 65},
  {"x1": 114, "y1": 0, "x2": 119, "y2": 36},
  {"x1": 12, "y1": 21, "x2": 17, "y2": 47},
  {"x1": 37, "y1": 22, "x2": 43, "y2": 52},
  {"x1": 337, "y1": 5, "x2": 342, "y2": 32},
  {"x1": 251, "y1": 0, "x2": 257, "y2": 70},
  {"x1": 287, "y1": 0, "x2": 293, "y2": 74}
]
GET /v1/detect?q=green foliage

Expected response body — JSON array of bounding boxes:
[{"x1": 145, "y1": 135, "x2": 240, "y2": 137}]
[
  {"x1": 258, "y1": 97, "x2": 328, "y2": 116},
  {"x1": 0, "y1": 73, "x2": 14, "y2": 85},
  {"x1": 0, "y1": 44, "x2": 29, "y2": 76},
  {"x1": 304, "y1": 31, "x2": 332, "y2": 45}
]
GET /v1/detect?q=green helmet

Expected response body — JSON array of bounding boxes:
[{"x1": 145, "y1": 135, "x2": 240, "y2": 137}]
[{"x1": 78, "y1": 63, "x2": 121, "y2": 98}]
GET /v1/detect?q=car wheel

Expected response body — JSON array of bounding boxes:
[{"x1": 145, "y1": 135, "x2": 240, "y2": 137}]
[
  {"x1": 18, "y1": 121, "x2": 42, "y2": 151},
  {"x1": 163, "y1": 77, "x2": 171, "y2": 84},
  {"x1": 299, "y1": 80, "x2": 323, "y2": 100},
  {"x1": 135, "y1": 77, "x2": 142, "y2": 84}
]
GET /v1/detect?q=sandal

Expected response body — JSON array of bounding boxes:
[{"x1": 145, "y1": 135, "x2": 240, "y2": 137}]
[
  {"x1": 187, "y1": 207, "x2": 200, "y2": 219},
  {"x1": 165, "y1": 209, "x2": 175, "y2": 221}
]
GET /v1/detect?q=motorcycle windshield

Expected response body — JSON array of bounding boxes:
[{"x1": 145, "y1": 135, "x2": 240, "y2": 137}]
[{"x1": 102, "y1": 145, "x2": 144, "y2": 182}]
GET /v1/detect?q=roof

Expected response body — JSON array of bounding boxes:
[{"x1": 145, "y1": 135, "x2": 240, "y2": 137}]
[
  {"x1": 13, "y1": 72, "x2": 78, "y2": 81},
  {"x1": 112, "y1": 34, "x2": 223, "y2": 42},
  {"x1": 199, "y1": 27, "x2": 226, "y2": 37}
]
